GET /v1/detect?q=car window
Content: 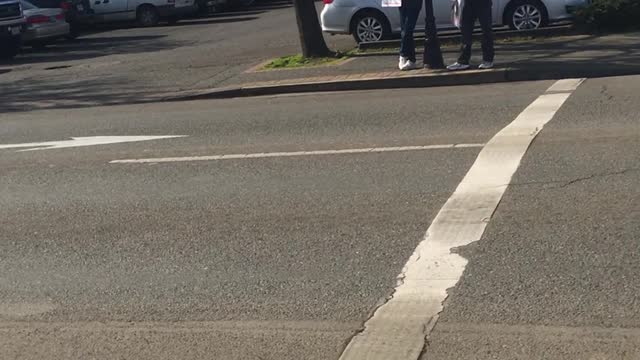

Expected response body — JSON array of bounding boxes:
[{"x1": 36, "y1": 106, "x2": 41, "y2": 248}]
[
  {"x1": 21, "y1": 0, "x2": 36, "y2": 9},
  {"x1": 28, "y1": 0, "x2": 61, "y2": 8}
]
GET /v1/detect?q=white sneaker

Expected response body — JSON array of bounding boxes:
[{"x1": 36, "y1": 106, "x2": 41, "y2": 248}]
[
  {"x1": 478, "y1": 61, "x2": 494, "y2": 69},
  {"x1": 398, "y1": 56, "x2": 408, "y2": 70},
  {"x1": 400, "y1": 60, "x2": 417, "y2": 71},
  {"x1": 447, "y1": 62, "x2": 471, "y2": 71}
]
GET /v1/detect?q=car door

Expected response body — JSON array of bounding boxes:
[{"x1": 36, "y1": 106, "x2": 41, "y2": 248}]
[
  {"x1": 91, "y1": 0, "x2": 127, "y2": 21},
  {"x1": 433, "y1": 0, "x2": 453, "y2": 27},
  {"x1": 405, "y1": 0, "x2": 456, "y2": 32}
]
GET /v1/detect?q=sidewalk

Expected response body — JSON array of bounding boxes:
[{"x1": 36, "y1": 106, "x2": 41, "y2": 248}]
[
  {"x1": 164, "y1": 32, "x2": 640, "y2": 101},
  {"x1": 2, "y1": 31, "x2": 639, "y2": 111}
]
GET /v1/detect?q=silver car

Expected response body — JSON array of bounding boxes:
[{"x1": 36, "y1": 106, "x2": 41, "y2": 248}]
[
  {"x1": 321, "y1": 0, "x2": 587, "y2": 43},
  {"x1": 21, "y1": 0, "x2": 69, "y2": 48}
]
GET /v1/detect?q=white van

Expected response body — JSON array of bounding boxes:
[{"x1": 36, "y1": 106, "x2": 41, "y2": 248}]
[{"x1": 81, "y1": 0, "x2": 197, "y2": 26}]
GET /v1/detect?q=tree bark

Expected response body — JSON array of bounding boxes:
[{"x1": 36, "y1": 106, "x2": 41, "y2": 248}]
[
  {"x1": 293, "y1": 0, "x2": 332, "y2": 58},
  {"x1": 423, "y1": 0, "x2": 445, "y2": 68}
]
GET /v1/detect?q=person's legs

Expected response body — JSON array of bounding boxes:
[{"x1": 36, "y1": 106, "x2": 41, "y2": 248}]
[
  {"x1": 423, "y1": 0, "x2": 444, "y2": 68},
  {"x1": 399, "y1": 0, "x2": 421, "y2": 63},
  {"x1": 457, "y1": 0, "x2": 476, "y2": 65},
  {"x1": 399, "y1": 6, "x2": 410, "y2": 62},
  {"x1": 476, "y1": 0, "x2": 494, "y2": 63}
]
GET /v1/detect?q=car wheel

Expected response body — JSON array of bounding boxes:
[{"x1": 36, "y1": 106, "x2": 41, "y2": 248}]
[
  {"x1": 137, "y1": 5, "x2": 159, "y2": 27},
  {"x1": 66, "y1": 25, "x2": 80, "y2": 40},
  {"x1": 0, "y1": 38, "x2": 21, "y2": 60},
  {"x1": 351, "y1": 10, "x2": 390, "y2": 44},
  {"x1": 167, "y1": 16, "x2": 179, "y2": 25},
  {"x1": 31, "y1": 41, "x2": 48, "y2": 50},
  {"x1": 506, "y1": 0, "x2": 548, "y2": 30}
]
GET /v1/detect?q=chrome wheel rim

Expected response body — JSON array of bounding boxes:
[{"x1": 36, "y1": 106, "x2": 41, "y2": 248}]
[
  {"x1": 513, "y1": 4, "x2": 542, "y2": 30},
  {"x1": 141, "y1": 10, "x2": 155, "y2": 25},
  {"x1": 356, "y1": 17, "x2": 383, "y2": 43}
]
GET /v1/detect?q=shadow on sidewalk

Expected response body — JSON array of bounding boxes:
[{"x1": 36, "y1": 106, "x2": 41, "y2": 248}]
[
  {"x1": 2, "y1": 33, "x2": 639, "y2": 113},
  {"x1": 0, "y1": 76, "x2": 157, "y2": 113},
  {"x1": 499, "y1": 35, "x2": 640, "y2": 76}
]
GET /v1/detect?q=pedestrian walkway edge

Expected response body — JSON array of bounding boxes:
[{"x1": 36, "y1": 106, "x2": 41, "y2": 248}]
[{"x1": 160, "y1": 67, "x2": 640, "y2": 102}]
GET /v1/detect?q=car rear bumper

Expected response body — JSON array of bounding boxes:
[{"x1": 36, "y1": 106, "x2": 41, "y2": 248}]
[
  {"x1": 321, "y1": 3, "x2": 353, "y2": 34},
  {"x1": 23, "y1": 22, "x2": 69, "y2": 42},
  {"x1": 0, "y1": 22, "x2": 24, "y2": 40}
]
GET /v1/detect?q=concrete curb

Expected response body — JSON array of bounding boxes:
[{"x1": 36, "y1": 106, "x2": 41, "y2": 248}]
[
  {"x1": 160, "y1": 69, "x2": 506, "y2": 101},
  {"x1": 159, "y1": 66, "x2": 640, "y2": 102}
]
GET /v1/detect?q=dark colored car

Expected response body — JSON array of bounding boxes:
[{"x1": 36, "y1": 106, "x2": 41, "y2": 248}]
[{"x1": 0, "y1": 0, "x2": 25, "y2": 59}]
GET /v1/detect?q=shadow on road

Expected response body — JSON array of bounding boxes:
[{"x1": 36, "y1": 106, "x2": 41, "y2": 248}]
[
  {"x1": 174, "y1": 16, "x2": 260, "y2": 26},
  {"x1": 204, "y1": 9, "x2": 266, "y2": 17},
  {"x1": 249, "y1": 3, "x2": 292, "y2": 10},
  {"x1": 3, "y1": 35, "x2": 186, "y2": 65}
]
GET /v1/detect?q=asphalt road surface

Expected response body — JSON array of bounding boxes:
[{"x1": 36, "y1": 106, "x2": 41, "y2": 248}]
[{"x1": 1, "y1": 76, "x2": 639, "y2": 359}]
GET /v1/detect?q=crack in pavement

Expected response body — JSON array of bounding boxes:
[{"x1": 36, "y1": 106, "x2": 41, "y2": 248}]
[{"x1": 508, "y1": 168, "x2": 640, "y2": 189}]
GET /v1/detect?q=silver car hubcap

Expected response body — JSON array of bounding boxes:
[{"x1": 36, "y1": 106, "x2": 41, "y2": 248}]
[
  {"x1": 357, "y1": 17, "x2": 383, "y2": 43},
  {"x1": 141, "y1": 10, "x2": 155, "y2": 25},
  {"x1": 513, "y1": 4, "x2": 542, "y2": 30}
]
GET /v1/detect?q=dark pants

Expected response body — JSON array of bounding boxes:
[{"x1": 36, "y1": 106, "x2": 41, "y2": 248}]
[
  {"x1": 399, "y1": 0, "x2": 422, "y2": 62},
  {"x1": 458, "y1": 0, "x2": 494, "y2": 64},
  {"x1": 423, "y1": 0, "x2": 444, "y2": 68}
]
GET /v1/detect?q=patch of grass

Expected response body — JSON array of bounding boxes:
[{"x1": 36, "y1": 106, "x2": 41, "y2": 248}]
[{"x1": 263, "y1": 54, "x2": 348, "y2": 70}]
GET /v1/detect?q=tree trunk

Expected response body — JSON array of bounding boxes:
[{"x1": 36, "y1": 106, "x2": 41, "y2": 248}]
[
  {"x1": 423, "y1": 0, "x2": 445, "y2": 68},
  {"x1": 293, "y1": 0, "x2": 332, "y2": 58}
]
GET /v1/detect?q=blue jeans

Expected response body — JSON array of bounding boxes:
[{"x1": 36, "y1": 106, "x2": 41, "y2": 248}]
[{"x1": 399, "y1": 0, "x2": 422, "y2": 62}]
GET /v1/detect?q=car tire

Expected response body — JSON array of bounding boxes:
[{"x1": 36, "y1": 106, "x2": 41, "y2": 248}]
[
  {"x1": 167, "y1": 16, "x2": 179, "y2": 25},
  {"x1": 137, "y1": 5, "x2": 159, "y2": 27},
  {"x1": 31, "y1": 41, "x2": 48, "y2": 50},
  {"x1": 66, "y1": 23, "x2": 81, "y2": 39},
  {"x1": 505, "y1": 0, "x2": 548, "y2": 30},
  {"x1": 351, "y1": 10, "x2": 391, "y2": 44},
  {"x1": 0, "y1": 37, "x2": 21, "y2": 60}
]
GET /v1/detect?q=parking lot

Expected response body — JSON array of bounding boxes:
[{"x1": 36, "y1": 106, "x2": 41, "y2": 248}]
[{"x1": 0, "y1": 0, "x2": 353, "y2": 111}]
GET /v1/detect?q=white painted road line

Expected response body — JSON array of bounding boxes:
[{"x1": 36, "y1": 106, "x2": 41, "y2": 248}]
[
  {"x1": 339, "y1": 79, "x2": 586, "y2": 360},
  {"x1": 109, "y1": 143, "x2": 485, "y2": 164},
  {"x1": 0, "y1": 136, "x2": 186, "y2": 152},
  {"x1": 546, "y1": 78, "x2": 585, "y2": 93}
]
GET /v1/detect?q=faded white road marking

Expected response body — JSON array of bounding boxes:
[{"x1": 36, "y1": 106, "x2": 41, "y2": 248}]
[
  {"x1": 546, "y1": 78, "x2": 585, "y2": 92},
  {"x1": 0, "y1": 136, "x2": 186, "y2": 152},
  {"x1": 339, "y1": 79, "x2": 585, "y2": 360},
  {"x1": 0, "y1": 302, "x2": 56, "y2": 317},
  {"x1": 109, "y1": 143, "x2": 485, "y2": 164}
]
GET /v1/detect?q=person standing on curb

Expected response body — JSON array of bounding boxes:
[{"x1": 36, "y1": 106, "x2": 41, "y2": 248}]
[
  {"x1": 382, "y1": 0, "x2": 444, "y2": 71},
  {"x1": 448, "y1": 0, "x2": 495, "y2": 70},
  {"x1": 423, "y1": 0, "x2": 445, "y2": 69},
  {"x1": 397, "y1": 0, "x2": 422, "y2": 70}
]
